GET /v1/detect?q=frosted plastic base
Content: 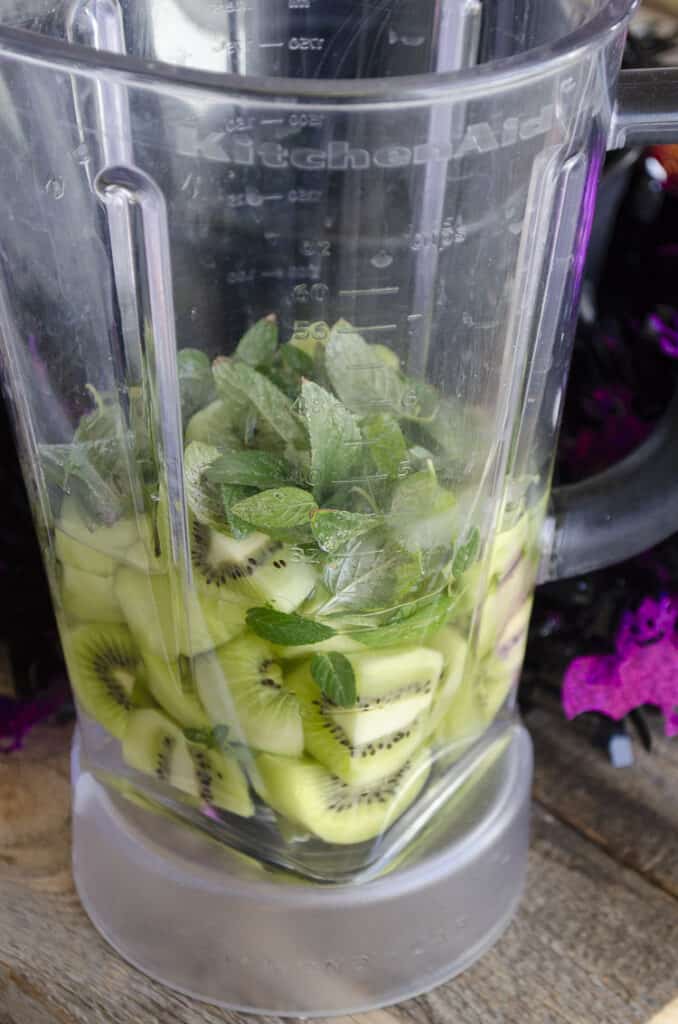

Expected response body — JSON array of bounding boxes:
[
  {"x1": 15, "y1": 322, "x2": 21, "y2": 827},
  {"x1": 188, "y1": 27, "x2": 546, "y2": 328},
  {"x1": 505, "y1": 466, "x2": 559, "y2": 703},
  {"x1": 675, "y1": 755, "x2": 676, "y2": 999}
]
[{"x1": 71, "y1": 726, "x2": 532, "y2": 1016}]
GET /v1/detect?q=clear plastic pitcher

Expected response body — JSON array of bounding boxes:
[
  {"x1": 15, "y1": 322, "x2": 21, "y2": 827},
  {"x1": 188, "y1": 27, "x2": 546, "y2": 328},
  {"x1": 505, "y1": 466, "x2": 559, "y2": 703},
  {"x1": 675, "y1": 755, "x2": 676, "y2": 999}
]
[{"x1": 1, "y1": 0, "x2": 678, "y2": 1013}]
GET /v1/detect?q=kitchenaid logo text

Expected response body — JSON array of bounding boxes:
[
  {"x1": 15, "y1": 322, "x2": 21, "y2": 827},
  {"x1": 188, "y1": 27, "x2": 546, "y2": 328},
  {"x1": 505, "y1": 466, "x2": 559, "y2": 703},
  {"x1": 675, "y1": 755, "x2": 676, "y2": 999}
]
[{"x1": 176, "y1": 105, "x2": 556, "y2": 169}]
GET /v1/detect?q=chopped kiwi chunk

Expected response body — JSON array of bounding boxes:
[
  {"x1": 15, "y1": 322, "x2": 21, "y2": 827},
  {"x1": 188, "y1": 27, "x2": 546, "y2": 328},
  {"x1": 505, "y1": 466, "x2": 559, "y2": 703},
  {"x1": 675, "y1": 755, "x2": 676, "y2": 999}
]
[
  {"x1": 195, "y1": 634, "x2": 303, "y2": 757},
  {"x1": 64, "y1": 623, "x2": 150, "y2": 739},
  {"x1": 122, "y1": 708, "x2": 253, "y2": 817},
  {"x1": 254, "y1": 748, "x2": 431, "y2": 844}
]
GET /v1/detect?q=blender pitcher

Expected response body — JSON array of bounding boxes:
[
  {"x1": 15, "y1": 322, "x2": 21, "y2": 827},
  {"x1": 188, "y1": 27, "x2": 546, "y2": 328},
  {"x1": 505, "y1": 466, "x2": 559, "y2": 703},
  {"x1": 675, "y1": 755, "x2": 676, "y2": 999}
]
[{"x1": 1, "y1": 0, "x2": 678, "y2": 1013}]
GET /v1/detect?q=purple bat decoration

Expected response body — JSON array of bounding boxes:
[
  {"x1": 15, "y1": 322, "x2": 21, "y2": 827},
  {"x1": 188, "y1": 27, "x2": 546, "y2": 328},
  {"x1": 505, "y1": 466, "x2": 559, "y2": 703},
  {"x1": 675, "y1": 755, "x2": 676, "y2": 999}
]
[{"x1": 562, "y1": 596, "x2": 678, "y2": 737}]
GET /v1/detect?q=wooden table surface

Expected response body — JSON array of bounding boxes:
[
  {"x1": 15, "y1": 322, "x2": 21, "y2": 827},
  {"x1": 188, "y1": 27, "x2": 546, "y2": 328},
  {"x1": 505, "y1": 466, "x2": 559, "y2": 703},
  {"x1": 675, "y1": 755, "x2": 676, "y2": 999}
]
[{"x1": 0, "y1": 692, "x2": 677, "y2": 1024}]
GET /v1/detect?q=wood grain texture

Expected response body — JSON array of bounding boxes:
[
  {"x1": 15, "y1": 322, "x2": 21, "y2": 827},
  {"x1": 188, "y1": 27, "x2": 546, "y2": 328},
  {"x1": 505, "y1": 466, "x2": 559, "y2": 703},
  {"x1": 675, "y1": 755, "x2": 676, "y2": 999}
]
[
  {"x1": 529, "y1": 692, "x2": 678, "y2": 899},
  {"x1": 0, "y1": 719, "x2": 677, "y2": 1024}
]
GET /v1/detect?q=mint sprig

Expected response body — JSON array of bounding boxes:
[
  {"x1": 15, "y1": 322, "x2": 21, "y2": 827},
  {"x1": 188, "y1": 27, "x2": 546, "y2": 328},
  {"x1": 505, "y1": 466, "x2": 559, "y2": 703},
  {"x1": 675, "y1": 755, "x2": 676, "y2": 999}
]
[
  {"x1": 311, "y1": 652, "x2": 357, "y2": 707},
  {"x1": 246, "y1": 607, "x2": 336, "y2": 646},
  {"x1": 234, "y1": 314, "x2": 278, "y2": 369},
  {"x1": 231, "y1": 487, "x2": 317, "y2": 533}
]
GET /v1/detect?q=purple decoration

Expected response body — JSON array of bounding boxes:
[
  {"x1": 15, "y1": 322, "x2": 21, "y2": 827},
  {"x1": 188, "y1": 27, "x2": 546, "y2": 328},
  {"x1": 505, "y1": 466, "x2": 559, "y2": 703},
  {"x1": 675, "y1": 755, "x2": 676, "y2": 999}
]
[
  {"x1": 562, "y1": 597, "x2": 678, "y2": 736},
  {"x1": 0, "y1": 679, "x2": 70, "y2": 753}
]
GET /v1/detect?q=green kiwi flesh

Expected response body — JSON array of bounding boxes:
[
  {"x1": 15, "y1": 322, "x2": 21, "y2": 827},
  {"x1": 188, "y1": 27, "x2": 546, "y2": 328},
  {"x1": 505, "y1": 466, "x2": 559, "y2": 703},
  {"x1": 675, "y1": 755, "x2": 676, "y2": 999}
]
[
  {"x1": 285, "y1": 663, "x2": 431, "y2": 785},
  {"x1": 61, "y1": 565, "x2": 125, "y2": 624},
  {"x1": 254, "y1": 748, "x2": 431, "y2": 844},
  {"x1": 64, "y1": 623, "x2": 149, "y2": 739},
  {"x1": 114, "y1": 565, "x2": 248, "y2": 659},
  {"x1": 55, "y1": 496, "x2": 139, "y2": 577},
  {"x1": 427, "y1": 627, "x2": 469, "y2": 734},
  {"x1": 142, "y1": 651, "x2": 210, "y2": 730},
  {"x1": 192, "y1": 522, "x2": 317, "y2": 613},
  {"x1": 326, "y1": 647, "x2": 443, "y2": 745},
  {"x1": 195, "y1": 633, "x2": 303, "y2": 756},
  {"x1": 122, "y1": 708, "x2": 253, "y2": 817}
]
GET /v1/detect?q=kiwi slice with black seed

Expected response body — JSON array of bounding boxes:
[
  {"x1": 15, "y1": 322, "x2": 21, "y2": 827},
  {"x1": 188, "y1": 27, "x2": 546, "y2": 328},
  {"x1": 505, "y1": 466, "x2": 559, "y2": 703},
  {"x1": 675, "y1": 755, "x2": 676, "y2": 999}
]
[
  {"x1": 191, "y1": 521, "x2": 317, "y2": 613},
  {"x1": 195, "y1": 633, "x2": 303, "y2": 757},
  {"x1": 142, "y1": 651, "x2": 210, "y2": 731},
  {"x1": 122, "y1": 708, "x2": 254, "y2": 817},
  {"x1": 254, "y1": 748, "x2": 431, "y2": 845},
  {"x1": 64, "y1": 623, "x2": 150, "y2": 739}
]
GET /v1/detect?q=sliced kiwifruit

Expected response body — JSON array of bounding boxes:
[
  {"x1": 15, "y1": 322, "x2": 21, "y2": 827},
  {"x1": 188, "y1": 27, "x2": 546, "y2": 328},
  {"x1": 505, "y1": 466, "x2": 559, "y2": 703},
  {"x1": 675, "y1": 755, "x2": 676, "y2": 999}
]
[
  {"x1": 191, "y1": 521, "x2": 317, "y2": 613},
  {"x1": 64, "y1": 623, "x2": 149, "y2": 739},
  {"x1": 115, "y1": 566, "x2": 248, "y2": 660},
  {"x1": 60, "y1": 564, "x2": 125, "y2": 624},
  {"x1": 122, "y1": 708, "x2": 253, "y2": 817},
  {"x1": 285, "y1": 663, "x2": 429, "y2": 785},
  {"x1": 142, "y1": 651, "x2": 210, "y2": 730},
  {"x1": 477, "y1": 553, "x2": 534, "y2": 657},
  {"x1": 194, "y1": 633, "x2": 303, "y2": 757},
  {"x1": 427, "y1": 627, "x2": 469, "y2": 734},
  {"x1": 55, "y1": 496, "x2": 139, "y2": 577},
  {"x1": 254, "y1": 748, "x2": 431, "y2": 845},
  {"x1": 325, "y1": 646, "x2": 443, "y2": 745}
]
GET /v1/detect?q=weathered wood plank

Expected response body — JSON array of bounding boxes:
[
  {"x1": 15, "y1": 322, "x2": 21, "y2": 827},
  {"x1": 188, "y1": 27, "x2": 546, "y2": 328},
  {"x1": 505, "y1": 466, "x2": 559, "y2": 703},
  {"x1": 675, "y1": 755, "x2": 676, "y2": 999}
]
[
  {"x1": 1, "y1": 724, "x2": 677, "y2": 1024},
  {"x1": 528, "y1": 691, "x2": 678, "y2": 899}
]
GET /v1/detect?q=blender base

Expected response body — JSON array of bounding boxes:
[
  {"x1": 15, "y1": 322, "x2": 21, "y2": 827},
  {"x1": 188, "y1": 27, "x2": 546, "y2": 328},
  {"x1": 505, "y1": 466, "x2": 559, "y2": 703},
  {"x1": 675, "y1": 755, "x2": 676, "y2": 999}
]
[{"x1": 71, "y1": 726, "x2": 533, "y2": 1016}]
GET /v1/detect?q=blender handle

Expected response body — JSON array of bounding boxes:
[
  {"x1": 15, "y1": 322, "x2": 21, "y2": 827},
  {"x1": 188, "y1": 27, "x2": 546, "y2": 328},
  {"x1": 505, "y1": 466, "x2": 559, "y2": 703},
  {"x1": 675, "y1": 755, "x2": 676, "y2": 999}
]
[
  {"x1": 609, "y1": 67, "x2": 678, "y2": 149},
  {"x1": 539, "y1": 67, "x2": 678, "y2": 583},
  {"x1": 539, "y1": 387, "x2": 678, "y2": 581}
]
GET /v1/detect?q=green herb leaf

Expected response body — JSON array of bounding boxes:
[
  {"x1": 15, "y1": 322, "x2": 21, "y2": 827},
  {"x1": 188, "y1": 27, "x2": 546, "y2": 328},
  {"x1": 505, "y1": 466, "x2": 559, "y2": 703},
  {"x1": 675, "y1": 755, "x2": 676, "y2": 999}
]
[
  {"x1": 389, "y1": 470, "x2": 458, "y2": 552},
  {"x1": 348, "y1": 592, "x2": 454, "y2": 649},
  {"x1": 362, "y1": 413, "x2": 410, "y2": 480},
  {"x1": 452, "y1": 527, "x2": 481, "y2": 578},
  {"x1": 281, "y1": 343, "x2": 314, "y2": 377},
  {"x1": 203, "y1": 449, "x2": 290, "y2": 490},
  {"x1": 213, "y1": 358, "x2": 307, "y2": 449},
  {"x1": 178, "y1": 348, "x2": 216, "y2": 424},
  {"x1": 231, "y1": 487, "x2": 317, "y2": 532},
  {"x1": 184, "y1": 727, "x2": 214, "y2": 747},
  {"x1": 235, "y1": 314, "x2": 278, "y2": 368},
  {"x1": 324, "y1": 321, "x2": 405, "y2": 417},
  {"x1": 322, "y1": 532, "x2": 421, "y2": 613},
  {"x1": 211, "y1": 724, "x2": 231, "y2": 752},
  {"x1": 311, "y1": 508, "x2": 381, "y2": 555},
  {"x1": 246, "y1": 607, "x2": 336, "y2": 646},
  {"x1": 300, "y1": 379, "x2": 365, "y2": 501},
  {"x1": 311, "y1": 652, "x2": 357, "y2": 707}
]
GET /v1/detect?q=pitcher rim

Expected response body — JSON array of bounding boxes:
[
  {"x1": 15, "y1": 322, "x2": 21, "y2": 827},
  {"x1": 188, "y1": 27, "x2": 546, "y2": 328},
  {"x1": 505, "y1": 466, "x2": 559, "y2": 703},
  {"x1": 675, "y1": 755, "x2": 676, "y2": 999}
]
[{"x1": 0, "y1": 0, "x2": 634, "y2": 106}]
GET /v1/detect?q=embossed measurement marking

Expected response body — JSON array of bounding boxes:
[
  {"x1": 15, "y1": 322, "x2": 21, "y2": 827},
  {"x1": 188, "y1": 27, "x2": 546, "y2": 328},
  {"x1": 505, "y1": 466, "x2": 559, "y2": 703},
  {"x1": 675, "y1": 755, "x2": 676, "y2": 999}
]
[
  {"x1": 339, "y1": 323, "x2": 398, "y2": 333},
  {"x1": 339, "y1": 287, "x2": 400, "y2": 296}
]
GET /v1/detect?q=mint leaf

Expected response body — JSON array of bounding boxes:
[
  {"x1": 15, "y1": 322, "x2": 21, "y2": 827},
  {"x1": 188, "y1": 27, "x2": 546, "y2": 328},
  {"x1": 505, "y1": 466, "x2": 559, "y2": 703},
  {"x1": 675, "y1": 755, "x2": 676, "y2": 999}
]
[
  {"x1": 300, "y1": 379, "x2": 365, "y2": 502},
  {"x1": 324, "y1": 321, "x2": 404, "y2": 417},
  {"x1": 178, "y1": 348, "x2": 216, "y2": 424},
  {"x1": 452, "y1": 527, "x2": 480, "y2": 578},
  {"x1": 213, "y1": 358, "x2": 306, "y2": 449},
  {"x1": 389, "y1": 470, "x2": 457, "y2": 551},
  {"x1": 322, "y1": 532, "x2": 420, "y2": 613},
  {"x1": 311, "y1": 508, "x2": 381, "y2": 555},
  {"x1": 211, "y1": 724, "x2": 231, "y2": 752},
  {"x1": 203, "y1": 449, "x2": 290, "y2": 489},
  {"x1": 246, "y1": 607, "x2": 336, "y2": 646},
  {"x1": 235, "y1": 314, "x2": 278, "y2": 368},
  {"x1": 184, "y1": 727, "x2": 214, "y2": 746},
  {"x1": 348, "y1": 592, "x2": 454, "y2": 649},
  {"x1": 231, "y1": 487, "x2": 317, "y2": 532},
  {"x1": 281, "y1": 343, "x2": 314, "y2": 377},
  {"x1": 362, "y1": 413, "x2": 409, "y2": 480},
  {"x1": 311, "y1": 652, "x2": 357, "y2": 707}
]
